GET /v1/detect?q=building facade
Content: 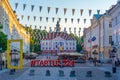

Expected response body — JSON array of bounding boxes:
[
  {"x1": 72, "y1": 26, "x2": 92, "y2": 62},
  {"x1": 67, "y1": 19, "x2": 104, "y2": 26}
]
[
  {"x1": 41, "y1": 21, "x2": 76, "y2": 54},
  {"x1": 84, "y1": 14, "x2": 112, "y2": 59},
  {"x1": 109, "y1": 1, "x2": 120, "y2": 58},
  {"x1": 0, "y1": 0, "x2": 30, "y2": 53}
]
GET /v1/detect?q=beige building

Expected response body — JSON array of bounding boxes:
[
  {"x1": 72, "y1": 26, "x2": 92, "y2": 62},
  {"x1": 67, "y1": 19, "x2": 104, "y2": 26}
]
[
  {"x1": 0, "y1": 0, "x2": 30, "y2": 53},
  {"x1": 84, "y1": 13, "x2": 112, "y2": 60}
]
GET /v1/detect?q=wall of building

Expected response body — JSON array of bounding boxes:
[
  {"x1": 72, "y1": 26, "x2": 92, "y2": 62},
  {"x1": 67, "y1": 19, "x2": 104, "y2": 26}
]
[{"x1": 0, "y1": 0, "x2": 30, "y2": 53}]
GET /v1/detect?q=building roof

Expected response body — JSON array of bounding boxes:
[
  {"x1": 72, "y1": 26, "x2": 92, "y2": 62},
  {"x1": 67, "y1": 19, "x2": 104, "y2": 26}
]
[
  {"x1": 93, "y1": 14, "x2": 103, "y2": 20},
  {"x1": 42, "y1": 32, "x2": 76, "y2": 40}
]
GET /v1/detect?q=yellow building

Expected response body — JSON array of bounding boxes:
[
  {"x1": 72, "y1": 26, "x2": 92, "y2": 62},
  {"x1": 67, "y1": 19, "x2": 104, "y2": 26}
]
[{"x1": 0, "y1": 0, "x2": 30, "y2": 53}]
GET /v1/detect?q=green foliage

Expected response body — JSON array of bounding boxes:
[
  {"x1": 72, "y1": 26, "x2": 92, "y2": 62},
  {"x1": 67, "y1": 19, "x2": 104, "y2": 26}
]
[
  {"x1": 0, "y1": 31, "x2": 7, "y2": 52},
  {"x1": 24, "y1": 26, "x2": 48, "y2": 53},
  {"x1": 0, "y1": 23, "x2": 3, "y2": 29},
  {"x1": 69, "y1": 33, "x2": 83, "y2": 52}
]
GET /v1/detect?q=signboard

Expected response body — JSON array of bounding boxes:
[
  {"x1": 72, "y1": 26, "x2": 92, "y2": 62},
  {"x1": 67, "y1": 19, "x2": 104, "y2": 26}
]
[{"x1": 7, "y1": 39, "x2": 23, "y2": 69}]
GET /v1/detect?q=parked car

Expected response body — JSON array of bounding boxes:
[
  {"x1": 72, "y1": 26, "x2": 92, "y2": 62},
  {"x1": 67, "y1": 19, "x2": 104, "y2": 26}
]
[
  {"x1": 29, "y1": 55, "x2": 36, "y2": 59},
  {"x1": 74, "y1": 58, "x2": 86, "y2": 63}
]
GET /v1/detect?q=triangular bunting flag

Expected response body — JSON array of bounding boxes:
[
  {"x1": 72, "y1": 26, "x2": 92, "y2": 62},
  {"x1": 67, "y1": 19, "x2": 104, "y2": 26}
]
[
  {"x1": 79, "y1": 27, "x2": 81, "y2": 31},
  {"x1": 39, "y1": 26, "x2": 41, "y2": 29},
  {"x1": 34, "y1": 16, "x2": 36, "y2": 21},
  {"x1": 72, "y1": 9, "x2": 75, "y2": 16},
  {"x1": 40, "y1": 17, "x2": 42, "y2": 21},
  {"x1": 28, "y1": 16, "x2": 30, "y2": 21},
  {"x1": 77, "y1": 18, "x2": 80, "y2": 24},
  {"x1": 64, "y1": 8, "x2": 67, "y2": 15},
  {"x1": 69, "y1": 27, "x2": 71, "y2": 32},
  {"x1": 48, "y1": 7, "x2": 51, "y2": 14},
  {"x1": 74, "y1": 27, "x2": 76, "y2": 34},
  {"x1": 15, "y1": 3, "x2": 18, "y2": 9},
  {"x1": 52, "y1": 17, "x2": 55, "y2": 22},
  {"x1": 21, "y1": 15, "x2": 24, "y2": 20},
  {"x1": 97, "y1": 10, "x2": 100, "y2": 14},
  {"x1": 59, "y1": 18, "x2": 61, "y2": 22},
  {"x1": 89, "y1": 9, "x2": 92, "y2": 16},
  {"x1": 46, "y1": 17, "x2": 48, "y2": 22},
  {"x1": 23, "y1": 4, "x2": 26, "y2": 10},
  {"x1": 90, "y1": 19, "x2": 92, "y2": 23},
  {"x1": 71, "y1": 18, "x2": 74, "y2": 23},
  {"x1": 56, "y1": 8, "x2": 59, "y2": 14},
  {"x1": 39, "y1": 6, "x2": 42, "y2": 12},
  {"x1": 31, "y1": 5, "x2": 34, "y2": 12},
  {"x1": 80, "y1": 9, "x2": 83, "y2": 16},
  {"x1": 84, "y1": 19, "x2": 86, "y2": 24},
  {"x1": 44, "y1": 26, "x2": 46, "y2": 30},
  {"x1": 35, "y1": 25, "x2": 37, "y2": 29},
  {"x1": 65, "y1": 18, "x2": 67, "y2": 23}
]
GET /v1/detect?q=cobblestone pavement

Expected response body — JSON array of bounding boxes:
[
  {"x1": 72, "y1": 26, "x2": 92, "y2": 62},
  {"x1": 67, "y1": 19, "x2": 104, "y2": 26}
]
[{"x1": 0, "y1": 55, "x2": 120, "y2": 80}]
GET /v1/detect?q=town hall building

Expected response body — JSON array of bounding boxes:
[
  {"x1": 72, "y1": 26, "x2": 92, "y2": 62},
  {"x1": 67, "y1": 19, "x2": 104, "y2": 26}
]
[{"x1": 41, "y1": 21, "x2": 77, "y2": 54}]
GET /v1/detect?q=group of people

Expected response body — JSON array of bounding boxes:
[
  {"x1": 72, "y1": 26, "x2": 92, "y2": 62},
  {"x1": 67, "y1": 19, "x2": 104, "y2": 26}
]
[{"x1": 0, "y1": 53, "x2": 7, "y2": 70}]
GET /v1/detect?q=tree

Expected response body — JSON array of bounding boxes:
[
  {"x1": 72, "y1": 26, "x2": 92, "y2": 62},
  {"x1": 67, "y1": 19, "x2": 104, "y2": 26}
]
[
  {"x1": 69, "y1": 33, "x2": 83, "y2": 52},
  {"x1": 0, "y1": 31, "x2": 7, "y2": 52}
]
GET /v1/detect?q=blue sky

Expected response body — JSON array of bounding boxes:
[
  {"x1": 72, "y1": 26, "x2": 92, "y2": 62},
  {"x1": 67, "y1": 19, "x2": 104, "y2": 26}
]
[{"x1": 9, "y1": 0, "x2": 118, "y2": 36}]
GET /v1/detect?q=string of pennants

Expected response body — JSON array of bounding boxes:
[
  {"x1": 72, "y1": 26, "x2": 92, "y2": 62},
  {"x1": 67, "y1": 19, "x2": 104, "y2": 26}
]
[
  {"x1": 20, "y1": 15, "x2": 90, "y2": 24},
  {"x1": 15, "y1": 3, "x2": 101, "y2": 16}
]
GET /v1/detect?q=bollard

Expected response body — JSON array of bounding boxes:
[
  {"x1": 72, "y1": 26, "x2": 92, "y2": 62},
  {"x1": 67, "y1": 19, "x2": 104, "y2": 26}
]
[
  {"x1": 29, "y1": 69, "x2": 35, "y2": 76},
  {"x1": 70, "y1": 70, "x2": 76, "y2": 77},
  {"x1": 46, "y1": 70, "x2": 50, "y2": 76},
  {"x1": 86, "y1": 71, "x2": 92, "y2": 77},
  {"x1": 9, "y1": 69, "x2": 14, "y2": 75},
  {"x1": 104, "y1": 71, "x2": 112, "y2": 77},
  {"x1": 59, "y1": 70, "x2": 64, "y2": 77}
]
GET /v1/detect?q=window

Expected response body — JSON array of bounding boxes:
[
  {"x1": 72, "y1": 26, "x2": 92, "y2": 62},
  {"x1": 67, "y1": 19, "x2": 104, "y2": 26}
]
[
  {"x1": 73, "y1": 47, "x2": 74, "y2": 50},
  {"x1": 115, "y1": 17, "x2": 117, "y2": 25},
  {"x1": 66, "y1": 47, "x2": 68, "y2": 50},
  {"x1": 109, "y1": 22, "x2": 112, "y2": 28},
  {"x1": 73, "y1": 43, "x2": 75, "y2": 45},
  {"x1": 109, "y1": 36, "x2": 112, "y2": 44}
]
